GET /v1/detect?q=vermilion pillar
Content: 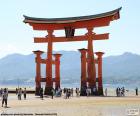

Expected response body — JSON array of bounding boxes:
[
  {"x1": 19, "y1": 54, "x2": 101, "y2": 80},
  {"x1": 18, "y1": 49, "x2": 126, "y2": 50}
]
[
  {"x1": 95, "y1": 52, "x2": 104, "y2": 96},
  {"x1": 33, "y1": 50, "x2": 44, "y2": 95},
  {"x1": 53, "y1": 53, "x2": 62, "y2": 89},
  {"x1": 45, "y1": 30, "x2": 54, "y2": 95},
  {"x1": 78, "y1": 48, "x2": 87, "y2": 96},
  {"x1": 86, "y1": 28, "x2": 96, "y2": 92}
]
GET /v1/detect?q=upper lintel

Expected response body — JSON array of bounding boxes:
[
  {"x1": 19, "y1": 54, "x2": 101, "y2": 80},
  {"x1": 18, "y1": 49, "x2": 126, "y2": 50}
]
[{"x1": 23, "y1": 7, "x2": 121, "y2": 24}]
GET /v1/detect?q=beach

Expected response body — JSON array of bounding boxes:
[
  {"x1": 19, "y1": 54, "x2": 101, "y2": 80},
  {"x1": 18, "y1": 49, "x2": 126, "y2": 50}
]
[{"x1": 0, "y1": 90, "x2": 140, "y2": 116}]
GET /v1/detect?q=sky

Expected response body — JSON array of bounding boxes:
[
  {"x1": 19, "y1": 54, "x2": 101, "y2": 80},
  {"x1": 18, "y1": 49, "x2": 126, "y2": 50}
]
[{"x1": 0, "y1": 0, "x2": 140, "y2": 58}]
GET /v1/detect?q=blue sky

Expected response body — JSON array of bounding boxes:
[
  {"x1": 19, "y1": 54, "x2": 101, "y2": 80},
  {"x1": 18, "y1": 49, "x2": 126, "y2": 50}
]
[{"x1": 0, "y1": 0, "x2": 140, "y2": 58}]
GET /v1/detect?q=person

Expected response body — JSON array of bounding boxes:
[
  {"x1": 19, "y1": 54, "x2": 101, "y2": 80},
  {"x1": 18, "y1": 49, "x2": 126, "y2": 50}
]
[
  {"x1": 56, "y1": 87, "x2": 62, "y2": 97},
  {"x1": 16, "y1": 88, "x2": 18, "y2": 95},
  {"x1": 66, "y1": 89, "x2": 68, "y2": 99},
  {"x1": 63, "y1": 88, "x2": 66, "y2": 94},
  {"x1": 18, "y1": 88, "x2": 22, "y2": 100},
  {"x1": 75, "y1": 88, "x2": 77, "y2": 97},
  {"x1": 86, "y1": 87, "x2": 91, "y2": 97},
  {"x1": 59, "y1": 87, "x2": 62, "y2": 97},
  {"x1": 23, "y1": 88, "x2": 27, "y2": 100},
  {"x1": 122, "y1": 87, "x2": 125, "y2": 97},
  {"x1": 86, "y1": 88, "x2": 89, "y2": 97},
  {"x1": 105, "y1": 88, "x2": 107, "y2": 96},
  {"x1": 51, "y1": 88, "x2": 55, "y2": 99},
  {"x1": 67, "y1": 89, "x2": 71, "y2": 99},
  {"x1": 118, "y1": 87, "x2": 121, "y2": 97},
  {"x1": 0, "y1": 88, "x2": 3, "y2": 97},
  {"x1": 71, "y1": 88, "x2": 73, "y2": 97},
  {"x1": 63, "y1": 88, "x2": 67, "y2": 98},
  {"x1": 2, "y1": 88, "x2": 8, "y2": 107},
  {"x1": 93, "y1": 87, "x2": 97, "y2": 95},
  {"x1": 116, "y1": 87, "x2": 120, "y2": 97},
  {"x1": 76, "y1": 88, "x2": 80, "y2": 97},
  {"x1": 40, "y1": 88, "x2": 43, "y2": 100},
  {"x1": 135, "y1": 87, "x2": 138, "y2": 96}
]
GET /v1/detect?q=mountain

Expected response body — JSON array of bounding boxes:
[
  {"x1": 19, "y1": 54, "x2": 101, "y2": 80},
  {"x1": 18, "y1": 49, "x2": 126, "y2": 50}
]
[
  {"x1": 103, "y1": 52, "x2": 140, "y2": 86},
  {"x1": 0, "y1": 51, "x2": 140, "y2": 87}
]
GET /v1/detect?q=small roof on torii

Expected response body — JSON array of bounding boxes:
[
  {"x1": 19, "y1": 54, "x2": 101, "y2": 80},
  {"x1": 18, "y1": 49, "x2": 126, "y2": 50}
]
[{"x1": 23, "y1": 7, "x2": 121, "y2": 30}]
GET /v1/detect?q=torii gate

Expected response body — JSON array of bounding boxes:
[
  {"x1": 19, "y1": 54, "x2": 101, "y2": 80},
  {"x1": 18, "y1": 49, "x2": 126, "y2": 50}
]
[{"x1": 23, "y1": 7, "x2": 121, "y2": 95}]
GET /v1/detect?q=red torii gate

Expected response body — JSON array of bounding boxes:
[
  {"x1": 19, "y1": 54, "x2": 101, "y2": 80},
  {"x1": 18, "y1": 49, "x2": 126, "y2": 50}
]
[{"x1": 24, "y1": 7, "x2": 121, "y2": 95}]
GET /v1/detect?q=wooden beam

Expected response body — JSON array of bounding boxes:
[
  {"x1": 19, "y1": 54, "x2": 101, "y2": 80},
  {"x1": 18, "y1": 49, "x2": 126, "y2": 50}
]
[
  {"x1": 40, "y1": 78, "x2": 46, "y2": 82},
  {"x1": 41, "y1": 59, "x2": 55, "y2": 64},
  {"x1": 40, "y1": 78, "x2": 56, "y2": 82},
  {"x1": 34, "y1": 33, "x2": 109, "y2": 43},
  {"x1": 41, "y1": 59, "x2": 46, "y2": 64}
]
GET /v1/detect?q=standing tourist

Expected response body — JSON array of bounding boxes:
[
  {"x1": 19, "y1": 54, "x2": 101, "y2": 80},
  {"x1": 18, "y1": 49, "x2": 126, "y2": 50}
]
[
  {"x1": 2, "y1": 88, "x2": 8, "y2": 107},
  {"x1": 66, "y1": 89, "x2": 68, "y2": 99},
  {"x1": 135, "y1": 87, "x2": 138, "y2": 96},
  {"x1": 71, "y1": 88, "x2": 73, "y2": 97},
  {"x1": 75, "y1": 88, "x2": 78, "y2": 97},
  {"x1": 122, "y1": 87, "x2": 125, "y2": 96},
  {"x1": 18, "y1": 88, "x2": 22, "y2": 100},
  {"x1": 76, "y1": 88, "x2": 80, "y2": 97},
  {"x1": 116, "y1": 87, "x2": 119, "y2": 97},
  {"x1": 16, "y1": 88, "x2": 18, "y2": 95},
  {"x1": 0, "y1": 88, "x2": 3, "y2": 97},
  {"x1": 23, "y1": 88, "x2": 27, "y2": 100},
  {"x1": 51, "y1": 88, "x2": 55, "y2": 99},
  {"x1": 86, "y1": 87, "x2": 91, "y2": 97},
  {"x1": 40, "y1": 88, "x2": 43, "y2": 100},
  {"x1": 67, "y1": 89, "x2": 71, "y2": 99},
  {"x1": 118, "y1": 87, "x2": 121, "y2": 97},
  {"x1": 105, "y1": 88, "x2": 107, "y2": 96},
  {"x1": 93, "y1": 87, "x2": 97, "y2": 95}
]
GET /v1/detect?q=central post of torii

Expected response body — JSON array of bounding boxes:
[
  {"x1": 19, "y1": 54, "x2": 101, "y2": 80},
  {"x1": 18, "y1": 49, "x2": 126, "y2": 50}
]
[
  {"x1": 86, "y1": 28, "x2": 96, "y2": 92},
  {"x1": 45, "y1": 30, "x2": 54, "y2": 95}
]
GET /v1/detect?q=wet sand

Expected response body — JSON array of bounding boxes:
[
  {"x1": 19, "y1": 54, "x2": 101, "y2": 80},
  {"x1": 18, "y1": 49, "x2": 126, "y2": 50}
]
[{"x1": 0, "y1": 93, "x2": 140, "y2": 116}]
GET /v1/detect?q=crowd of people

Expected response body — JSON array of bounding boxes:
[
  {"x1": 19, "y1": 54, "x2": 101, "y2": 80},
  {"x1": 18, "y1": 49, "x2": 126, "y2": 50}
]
[
  {"x1": 0, "y1": 87, "x2": 27, "y2": 108},
  {"x1": 16, "y1": 88, "x2": 27, "y2": 100},
  {"x1": 63, "y1": 88, "x2": 75, "y2": 99},
  {"x1": 116, "y1": 87, "x2": 125, "y2": 97},
  {"x1": 38, "y1": 87, "x2": 80, "y2": 99},
  {"x1": 39, "y1": 87, "x2": 63, "y2": 99},
  {"x1": 103, "y1": 87, "x2": 139, "y2": 97},
  {"x1": 0, "y1": 87, "x2": 139, "y2": 108},
  {"x1": 39, "y1": 87, "x2": 75, "y2": 99}
]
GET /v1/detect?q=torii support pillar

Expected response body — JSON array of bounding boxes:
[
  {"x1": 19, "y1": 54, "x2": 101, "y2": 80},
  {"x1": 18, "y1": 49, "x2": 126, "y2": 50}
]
[
  {"x1": 78, "y1": 48, "x2": 88, "y2": 96},
  {"x1": 33, "y1": 50, "x2": 44, "y2": 95},
  {"x1": 53, "y1": 53, "x2": 62, "y2": 89},
  {"x1": 95, "y1": 52, "x2": 104, "y2": 96}
]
